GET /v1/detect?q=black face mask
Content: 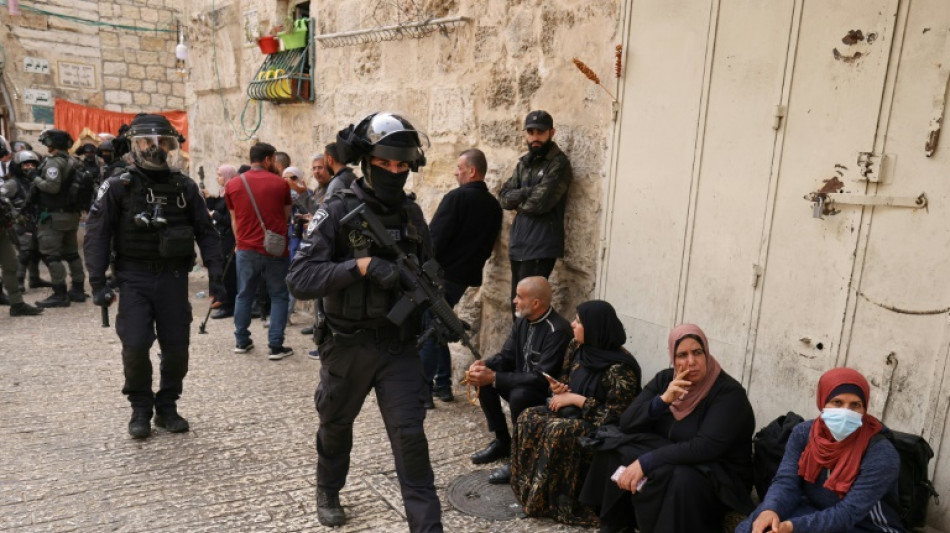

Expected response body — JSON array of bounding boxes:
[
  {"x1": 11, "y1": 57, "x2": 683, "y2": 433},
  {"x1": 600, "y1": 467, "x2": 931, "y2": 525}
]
[
  {"x1": 369, "y1": 166, "x2": 409, "y2": 207},
  {"x1": 527, "y1": 139, "x2": 554, "y2": 159}
]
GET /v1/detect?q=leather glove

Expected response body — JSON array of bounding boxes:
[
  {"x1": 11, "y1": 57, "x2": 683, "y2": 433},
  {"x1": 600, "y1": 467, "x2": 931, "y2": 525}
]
[
  {"x1": 92, "y1": 283, "x2": 115, "y2": 307},
  {"x1": 209, "y1": 275, "x2": 227, "y2": 303},
  {"x1": 366, "y1": 258, "x2": 400, "y2": 290}
]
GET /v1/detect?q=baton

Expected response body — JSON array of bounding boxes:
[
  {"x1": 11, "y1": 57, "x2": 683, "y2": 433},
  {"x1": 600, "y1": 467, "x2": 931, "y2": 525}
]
[{"x1": 199, "y1": 251, "x2": 234, "y2": 334}]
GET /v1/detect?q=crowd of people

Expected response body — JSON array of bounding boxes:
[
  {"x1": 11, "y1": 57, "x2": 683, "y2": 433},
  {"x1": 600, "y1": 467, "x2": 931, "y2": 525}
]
[{"x1": 1, "y1": 110, "x2": 910, "y2": 533}]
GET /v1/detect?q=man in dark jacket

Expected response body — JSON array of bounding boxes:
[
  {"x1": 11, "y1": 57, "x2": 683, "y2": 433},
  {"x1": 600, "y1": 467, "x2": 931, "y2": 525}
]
[
  {"x1": 420, "y1": 148, "x2": 502, "y2": 406},
  {"x1": 498, "y1": 110, "x2": 573, "y2": 315},
  {"x1": 465, "y1": 276, "x2": 572, "y2": 484}
]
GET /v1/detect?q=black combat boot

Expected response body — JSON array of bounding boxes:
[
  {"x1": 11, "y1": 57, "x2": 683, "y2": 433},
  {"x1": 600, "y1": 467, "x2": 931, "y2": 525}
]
[
  {"x1": 128, "y1": 410, "x2": 152, "y2": 439},
  {"x1": 10, "y1": 302, "x2": 44, "y2": 316},
  {"x1": 68, "y1": 282, "x2": 88, "y2": 303},
  {"x1": 28, "y1": 275, "x2": 53, "y2": 289},
  {"x1": 317, "y1": 489, "x2": 346, "y2": 527},
  {"x1": 36, "y1": 284, "x2": 70, "y2": 308},
  {"x1": 154, "y1": 405, "x2": 190, "y2": 433}
]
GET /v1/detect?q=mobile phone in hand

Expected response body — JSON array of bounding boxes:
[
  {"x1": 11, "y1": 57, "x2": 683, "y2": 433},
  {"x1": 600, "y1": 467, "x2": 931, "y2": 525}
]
[{"x1": 541, "y1": 371, "x2": 556, "y2": 381}]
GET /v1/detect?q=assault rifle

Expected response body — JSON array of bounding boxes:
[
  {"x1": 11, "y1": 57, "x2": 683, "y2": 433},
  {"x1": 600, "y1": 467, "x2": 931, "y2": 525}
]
[{"x1": 340, "y1": 203, "x2": 482, "y2": 360}]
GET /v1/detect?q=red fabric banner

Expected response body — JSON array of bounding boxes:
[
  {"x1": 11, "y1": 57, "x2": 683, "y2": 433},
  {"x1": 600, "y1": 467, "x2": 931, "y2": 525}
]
[{"x1": 54, "y1": 99, "x2": 188, "y2": 150}]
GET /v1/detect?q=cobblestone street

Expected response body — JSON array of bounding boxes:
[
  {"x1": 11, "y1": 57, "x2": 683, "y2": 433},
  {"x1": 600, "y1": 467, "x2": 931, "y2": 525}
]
[{"x1": 0, "y1": 273, "x2": 591, "y2": 533}]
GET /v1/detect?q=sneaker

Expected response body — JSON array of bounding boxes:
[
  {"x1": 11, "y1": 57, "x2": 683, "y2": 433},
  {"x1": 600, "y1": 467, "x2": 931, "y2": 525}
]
[
  {"x1": 234, "y1": 340, "x2": 254, "y2": 354},
  {"x1": 268, "y1": 346, "x2": 294, "y2": 360},
  {"x1": 308, "y1": 349, "x2": 320, "y2": 360}
]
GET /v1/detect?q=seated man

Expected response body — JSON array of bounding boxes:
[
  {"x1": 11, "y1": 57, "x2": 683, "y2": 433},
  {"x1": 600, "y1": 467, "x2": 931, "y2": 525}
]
[{"x1": 465, "y1": 276, "x2": 572, "y2": 483}]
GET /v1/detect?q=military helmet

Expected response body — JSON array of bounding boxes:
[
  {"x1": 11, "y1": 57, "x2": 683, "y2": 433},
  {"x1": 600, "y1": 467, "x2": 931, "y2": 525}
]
[
  {"x1": 337, "y1": 112, "x2": 429, "y2": 172},
  {"x1": 126, "y1": 114, "x2": 184, "y2": 171},
  {"x1": 10, "y1": 150, "x2": 41, "y2": 177},
  {"x1": 38, "y1": 129, "x2": 74, "y2": 151}
]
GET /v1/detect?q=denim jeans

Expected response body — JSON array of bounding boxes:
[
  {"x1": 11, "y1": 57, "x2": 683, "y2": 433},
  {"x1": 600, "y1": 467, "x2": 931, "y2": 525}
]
[
  {"x1": 234, "y1": 249, "x2": 290, "y2": 348},
  {"x1": 419, "y1": 279, "x2": 467, "y2": 394}
]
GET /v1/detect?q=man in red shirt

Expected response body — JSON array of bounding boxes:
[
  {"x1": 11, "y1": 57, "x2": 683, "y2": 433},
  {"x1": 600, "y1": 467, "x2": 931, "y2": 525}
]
[{"x1": 225, "y1": 142, "x2": 294, "y2": 360}]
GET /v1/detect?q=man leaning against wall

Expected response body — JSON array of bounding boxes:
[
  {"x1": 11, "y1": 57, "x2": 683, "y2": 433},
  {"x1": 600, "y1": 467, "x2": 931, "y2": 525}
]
[{"x1": 498, "y1": 110, "x2": 573, "y2": 316}]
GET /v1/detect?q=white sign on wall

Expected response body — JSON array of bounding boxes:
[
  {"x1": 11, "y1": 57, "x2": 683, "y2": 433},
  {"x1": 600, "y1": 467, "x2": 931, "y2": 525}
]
[
  {"x1": 24, "y1": 57, "x2": 50, "y2": 74},
  {"x1": 57, "y1": 61, "x2": 97, "y2": 89},
  {"x1": 23, "y1": 89, "x2": 53, "y2": 106}
]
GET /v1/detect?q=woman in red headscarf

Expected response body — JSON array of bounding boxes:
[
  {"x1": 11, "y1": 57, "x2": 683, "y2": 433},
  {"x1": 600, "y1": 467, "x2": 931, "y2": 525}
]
[
  {"x1": 579, "y1": 324, "x2": 756, "y2": 533},
  {"x1": 737, "y1": 367, "x2": 903, "y2": 533}
]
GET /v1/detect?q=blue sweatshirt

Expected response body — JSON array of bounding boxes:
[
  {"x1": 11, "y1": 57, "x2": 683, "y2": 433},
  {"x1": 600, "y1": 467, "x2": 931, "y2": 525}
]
[{"x1": 738, "y1": 420, "x2": 904, "y2": 533}]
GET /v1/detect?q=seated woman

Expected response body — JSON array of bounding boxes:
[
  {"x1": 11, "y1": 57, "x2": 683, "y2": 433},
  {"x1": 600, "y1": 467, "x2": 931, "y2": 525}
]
[
  {"x1": 579, "y1": 324, "x2": 755, "y2": 533},
  {"x1": 737, "y1": 367, "x2": 903, "y2": 533},
  {"x1": 510, "y1": 300, "x2": 641, "y2": 526}
]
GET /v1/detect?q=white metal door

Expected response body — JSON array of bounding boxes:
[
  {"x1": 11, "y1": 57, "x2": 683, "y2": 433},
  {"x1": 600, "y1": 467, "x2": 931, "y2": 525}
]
[
  {"x1": 747, "y1": 0, "x2": 899, "y2": 420},
  {"x1": 840, "y1": 0, "x2": 950, "y2": 524},
  {"x1": 678, "y1": 0, "x2": 796, "y2": 378},
  {"x1": 600, "y1": 0, "x2": 714, "y2": 378}
]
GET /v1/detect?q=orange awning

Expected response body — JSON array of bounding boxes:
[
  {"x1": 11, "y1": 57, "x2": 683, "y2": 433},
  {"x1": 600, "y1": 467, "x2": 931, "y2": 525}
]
[{"x1": 54, "y1": 99, "x2": 188, "y2": 151}]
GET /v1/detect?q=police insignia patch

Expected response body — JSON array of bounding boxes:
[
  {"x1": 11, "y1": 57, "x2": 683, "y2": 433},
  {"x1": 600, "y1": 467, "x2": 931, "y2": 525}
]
[
  {"x1": 95, "y1": 180, "x2": 111, "y2": 201},
  {"x1": 46, "y1": 167, "x2": 59, "y2": 179},
  {"x1": 306, "y1": 209, "x2": 329, "y2": 236}
]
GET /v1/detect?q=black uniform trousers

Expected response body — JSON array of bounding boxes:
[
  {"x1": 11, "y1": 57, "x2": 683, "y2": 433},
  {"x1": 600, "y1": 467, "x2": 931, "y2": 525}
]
[
  {"x1": 115, "y1": 266, "x2": 193, "y2": 414},
  {"x1": 315, "y1": 336, "x2": 442, "y2": 533},
  {"x1": 477, "y1": 382, "x2": 548, "y2": 442}
]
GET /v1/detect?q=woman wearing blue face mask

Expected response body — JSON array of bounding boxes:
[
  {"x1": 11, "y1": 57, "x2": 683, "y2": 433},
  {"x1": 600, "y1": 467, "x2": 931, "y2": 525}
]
[{"x1": 736, "y1": 367, "x2": 904, "y2": 533}]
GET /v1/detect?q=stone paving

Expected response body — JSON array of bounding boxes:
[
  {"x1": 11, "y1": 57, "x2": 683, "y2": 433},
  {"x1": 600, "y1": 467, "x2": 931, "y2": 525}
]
[{"x1": 0, "y1": 272, "x2": 592, "y2": 533}]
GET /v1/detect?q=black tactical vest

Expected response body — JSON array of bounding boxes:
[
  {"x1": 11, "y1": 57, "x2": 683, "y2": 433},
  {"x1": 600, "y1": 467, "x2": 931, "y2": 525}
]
[
  {"x1": 36, "y1": 153, "x2": 80, "y2": 212},
  {"x1": 115, "y1": 169, "x2": 195, "y2": 263},
  {"x1": 322, "y1": 191, "x2": 427, "y2": 328}
]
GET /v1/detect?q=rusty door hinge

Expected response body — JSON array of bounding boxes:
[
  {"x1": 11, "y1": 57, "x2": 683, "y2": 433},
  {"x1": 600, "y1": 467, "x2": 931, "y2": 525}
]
[
  {"x1": 772, "y1": 105, "x2": 787, "y2": 131},
  {"x1": 752, "y1": 264, "x2": 764, "y2": 288},
  {"x1": 856, "y1": 152, "x2": 894, "y2": 183}
]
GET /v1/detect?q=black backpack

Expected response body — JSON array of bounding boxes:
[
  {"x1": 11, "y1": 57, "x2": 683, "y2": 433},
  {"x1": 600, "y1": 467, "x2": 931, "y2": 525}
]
[
  {"x1": 752, "y1": 411, "x2": 804, "y2": 499},
  {"x1": 873, "y1": 430, "x2": 940, "y2": 528},
  {"x1": 753, "y1": 412, "x2": 940, "y2": 528}
]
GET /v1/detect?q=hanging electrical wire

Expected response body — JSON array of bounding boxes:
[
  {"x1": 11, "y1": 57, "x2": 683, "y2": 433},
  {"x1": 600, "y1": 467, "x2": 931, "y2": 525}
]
[
  {"x1": 211, "y1": 0, "x2": 263, "y2": 140},
  {"x1": 0, "y1": 0, "x2": 175, "y2": 33}
]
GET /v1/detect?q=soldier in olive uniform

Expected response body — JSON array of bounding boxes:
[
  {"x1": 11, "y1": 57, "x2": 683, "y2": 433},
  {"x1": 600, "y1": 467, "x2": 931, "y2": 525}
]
[
  {"x1": 0, "y1": 171, "x2": 44, "y2": 316},
  {"x1": 33, "y1": 129, "x2": 87, "y2": 307}
]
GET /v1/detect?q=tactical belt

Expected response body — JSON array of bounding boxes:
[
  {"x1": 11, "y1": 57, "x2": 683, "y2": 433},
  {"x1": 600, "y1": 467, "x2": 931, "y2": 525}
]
[
  {"x1": 115, "y1": 259, "x2": 191, "y2": 273},
  {"x1": 328, "y1": 324, "x2": 401, "y2": 348}
]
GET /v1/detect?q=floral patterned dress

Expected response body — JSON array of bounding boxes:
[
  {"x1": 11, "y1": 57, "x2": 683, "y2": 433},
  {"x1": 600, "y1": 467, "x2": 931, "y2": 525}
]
[{"x1": 510, "y1": 340, "x2": 641, "y2": 526}]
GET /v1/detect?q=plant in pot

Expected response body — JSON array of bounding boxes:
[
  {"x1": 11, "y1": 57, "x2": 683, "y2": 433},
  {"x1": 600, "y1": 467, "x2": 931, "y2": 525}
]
[
  {"x1": 246, "y1": 18, "x2": 279, "y2": 54},
  {"x1": 275, "y1": 3, "x2": 308, "y2": 51}
]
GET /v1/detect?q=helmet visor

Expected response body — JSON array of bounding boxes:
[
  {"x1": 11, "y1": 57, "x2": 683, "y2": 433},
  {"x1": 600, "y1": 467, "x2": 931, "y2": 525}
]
[{"x1": 131, "y1": 135, "x2": 183, "y2": 170}]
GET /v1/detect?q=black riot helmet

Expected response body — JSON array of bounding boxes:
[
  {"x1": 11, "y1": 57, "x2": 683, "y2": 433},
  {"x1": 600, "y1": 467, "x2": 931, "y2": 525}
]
[
  {"x1": 10, "y1": 150, "x2": 41, "y2": 177},
  {"x1": 38, "y1": 129, "x2": 74, "y2": 151},
  {"x1": 77, "y1": 143, "x2": 97, "y2": 157},
  {"x1": 97, "y1": 139, "x2": 115, "y2": 163},
  {"x1": 337, "y1": 112, "x2": 429, "y2": 172},
  {"x1": 126, "y1": 114, "x2": 184, "y2": 171}
]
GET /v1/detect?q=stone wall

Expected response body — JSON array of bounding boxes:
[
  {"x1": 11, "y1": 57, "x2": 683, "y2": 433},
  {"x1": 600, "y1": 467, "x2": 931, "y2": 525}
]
[
  {"x1": 185, "y1": 0, "x2": 621, "y2": 367},
  {"x1": 0, "y1": 0, "x2": 185, "y2": 144}
]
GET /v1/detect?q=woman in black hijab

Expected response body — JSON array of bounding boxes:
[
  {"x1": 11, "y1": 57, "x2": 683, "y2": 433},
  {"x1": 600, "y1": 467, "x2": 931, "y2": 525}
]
[{"x1": 510, "y1": 300, "x2": 642, "y2": 526}]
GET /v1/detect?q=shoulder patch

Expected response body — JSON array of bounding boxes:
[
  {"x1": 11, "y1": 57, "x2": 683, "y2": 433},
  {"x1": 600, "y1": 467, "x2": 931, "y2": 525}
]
[
  {"x1": 95, "y1": 180, "x2": 111, "y2": 201},
  {"x1": 45, "y1": 167, "x2": 59, "y2": 180},
  {"x1": 306, "y1": 209, "x2": 330, "y2": 236}
]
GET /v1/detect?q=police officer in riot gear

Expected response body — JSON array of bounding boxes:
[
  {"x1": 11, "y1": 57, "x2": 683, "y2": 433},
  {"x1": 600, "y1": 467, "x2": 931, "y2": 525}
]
[
  {"x1": 33, "y1": 129, "x2": 87, "y2": 307},
  {"x1": 7, "y1": 150, "x2": 52, "y2": 293},
  {"x1": 0, "y1": 163, "x2": 44, "y2": 316},
  {"x1": 84, "y1": 114, "x2": 225, "y2": 439},
  {"x1": 287, "y1": 113, "x2": 443, "y2": 531}
]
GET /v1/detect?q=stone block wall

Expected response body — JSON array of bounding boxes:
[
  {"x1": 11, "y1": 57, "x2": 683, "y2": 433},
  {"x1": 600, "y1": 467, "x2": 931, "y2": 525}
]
[
  {"x1": 185, "y1": 0, "x2": 621, "y2": 365},
  {"x1": 0, "y1": 0, "x2": 186, "y2": 143}
]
